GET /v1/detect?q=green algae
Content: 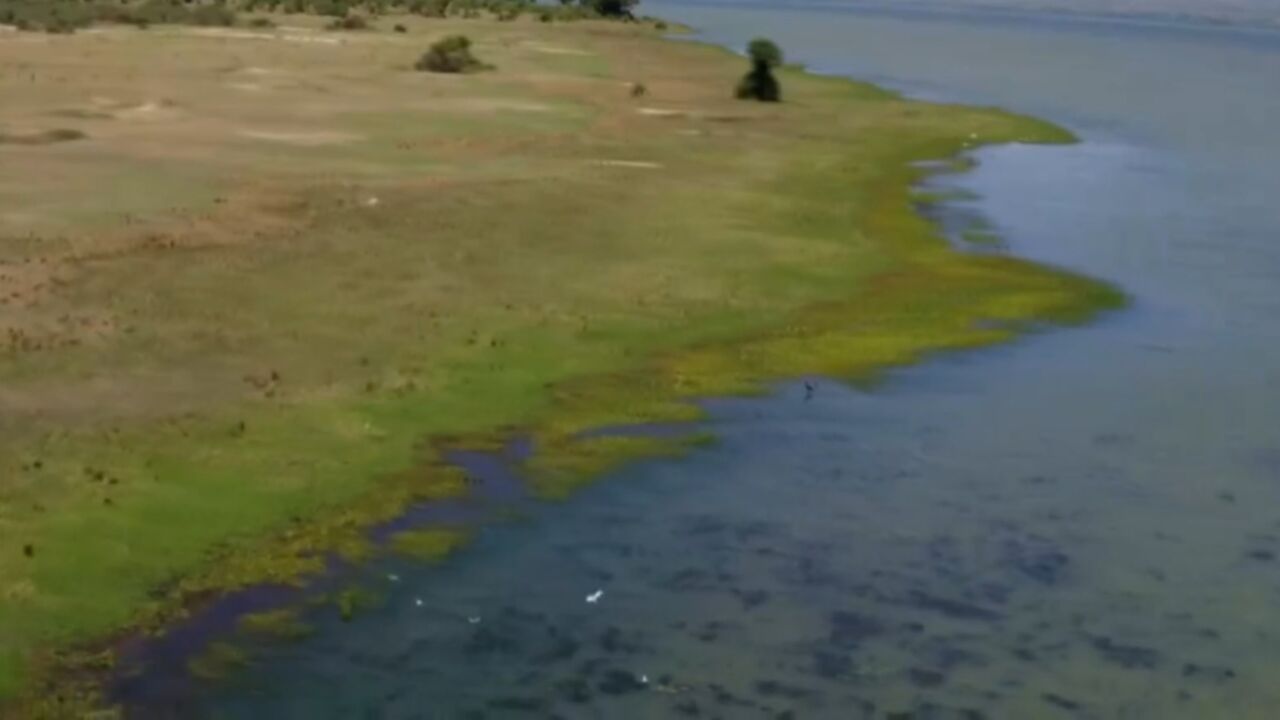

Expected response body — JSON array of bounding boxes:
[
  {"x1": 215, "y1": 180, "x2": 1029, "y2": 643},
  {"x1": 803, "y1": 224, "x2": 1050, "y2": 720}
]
[
  {"x1": 237, "y1": 608, "x2": 312, "y2": 641},
  {"x1": 186, "y1": 642, "x2": 248, "y2": 682},
  {"x1": 527, "y1": 433, "x2": 719, "y2": 500},
  {"x1": 335, "y1": 587, "x2": 382, "y2": 623},
  {"x1": 388, "y1": 528, "x2": 470, "y2": 562}
]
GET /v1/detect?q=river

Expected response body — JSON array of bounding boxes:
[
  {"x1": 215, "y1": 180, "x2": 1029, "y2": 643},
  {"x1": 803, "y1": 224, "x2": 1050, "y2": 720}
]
[{"x1": 123, "y1": 3, "x2": 1280, "y2": 718}]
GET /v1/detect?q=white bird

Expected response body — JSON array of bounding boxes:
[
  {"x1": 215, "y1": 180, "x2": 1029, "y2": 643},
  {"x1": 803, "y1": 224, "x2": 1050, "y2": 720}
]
[
  {"x1": 585, "y1": 589, "x2": 604, "y2": 604},
  {"x1": 414, "y1": 598, "x2": 424, "y2": 607},
  {"x1": 387, "y1": 573, "x2": 400, "y2": 582},
  {"x1": 365, "y1": 196, "x2": 380, "y2": 207},
  {"x1": 467, "y1": 616, "x2": 482, "y2": 624},
  {"x1": 640, "y1": 674, "x2": 649, "y2": 685}
]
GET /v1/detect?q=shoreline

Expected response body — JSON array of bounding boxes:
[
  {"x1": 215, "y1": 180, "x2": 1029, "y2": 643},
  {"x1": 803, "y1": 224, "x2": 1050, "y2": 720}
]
[{"x1": 0, "y1": 15, "x2": 1122, "y2": 715}]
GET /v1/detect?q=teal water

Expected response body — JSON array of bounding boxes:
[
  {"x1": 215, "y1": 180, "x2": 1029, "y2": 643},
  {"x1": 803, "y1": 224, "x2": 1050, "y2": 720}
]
[{"x1": 118, "y1": 5, "x2": 1280, "y2": 719}]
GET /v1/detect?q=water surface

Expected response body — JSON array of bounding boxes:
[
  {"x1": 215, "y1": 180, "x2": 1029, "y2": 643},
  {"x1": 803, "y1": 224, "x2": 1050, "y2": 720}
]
[{"x1": 128, "y1": 5, "x2": 1280, "y2": 719}]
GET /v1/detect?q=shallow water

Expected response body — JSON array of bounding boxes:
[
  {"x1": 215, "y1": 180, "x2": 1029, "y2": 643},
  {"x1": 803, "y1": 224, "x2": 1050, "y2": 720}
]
[{"x1": 123, "y1": 5, "x2": 1280, "y2": 719}]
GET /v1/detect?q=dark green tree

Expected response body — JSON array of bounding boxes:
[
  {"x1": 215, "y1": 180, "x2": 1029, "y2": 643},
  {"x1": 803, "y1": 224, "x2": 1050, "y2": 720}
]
[
  {"x1": 579, "y1": 0, "x2": 636, "y2": 18},
  {"x1": 735, "y1": 37, "x2": 783, "y2": 102}
]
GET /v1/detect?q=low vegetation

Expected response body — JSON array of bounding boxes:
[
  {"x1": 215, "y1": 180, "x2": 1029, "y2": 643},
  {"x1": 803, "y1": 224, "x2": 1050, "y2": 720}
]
[
  {"x1": 0, "y1": 128, "x2": 86, "y2": 145},
  {"x1": 325, "y1": 11, "x2": 369, "y2": 29},
  {"x1": 0, "y1": 0, "x2": 237, "y2": 32},
  {"x1": 416, "y1": 34, "x2": 489, "y2": 73},
  {"x1": 0, "y1": 0, "x2": 655, "y2": 32}
]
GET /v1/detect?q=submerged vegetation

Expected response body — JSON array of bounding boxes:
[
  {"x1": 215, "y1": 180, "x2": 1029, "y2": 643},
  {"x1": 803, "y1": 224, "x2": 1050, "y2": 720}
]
[
  {"x1": 0, "y1": 9, "x2": 1119, "y2": 715},
  {"x1": 237, "y1": 608, "x2": 312, "y2": 640},
  {"x1": 389, "y1": 528, "x2": 470, "y2": 560}
]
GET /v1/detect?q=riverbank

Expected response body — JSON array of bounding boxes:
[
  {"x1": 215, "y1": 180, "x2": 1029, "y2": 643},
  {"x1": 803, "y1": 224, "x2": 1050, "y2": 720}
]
[{"x1": 0, "y1": 13, "x2": 1119, "y2": 714}]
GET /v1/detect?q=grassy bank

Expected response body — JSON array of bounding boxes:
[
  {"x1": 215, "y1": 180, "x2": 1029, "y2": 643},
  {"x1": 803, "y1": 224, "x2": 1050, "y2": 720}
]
[{"x1": 0, "y1": 13, "x2": 1120, "y2": 712}]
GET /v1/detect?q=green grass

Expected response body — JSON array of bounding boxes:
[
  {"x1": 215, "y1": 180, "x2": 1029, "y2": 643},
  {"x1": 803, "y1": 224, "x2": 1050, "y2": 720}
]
[{"x1": 0, "y1": 17, "x2": 1122, "y2": 714}]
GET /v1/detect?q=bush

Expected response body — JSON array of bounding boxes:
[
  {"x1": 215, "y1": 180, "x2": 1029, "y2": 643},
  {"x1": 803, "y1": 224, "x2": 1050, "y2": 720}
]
[
  {"x1": 393, "y1": 22, "x2": 406, "y2": 32},
  {"x1": 410, "y1": 0, "x2": 448, "y2": 16},
  {"x1": 43, "y1": 14, "x2": 82, "y2": 33},
  {"x1": 312, "y1": 0, "x2": 351, "y2": 16},
  {"x1": 1, "y1": 0, "x2": 247, "y2": 32},
  {"x1": 120, "y1": 0, "x2": 238, "y2": 28},
  {"x1": 132, "y1": 0, "x2": 187, "y2": 25},
  {"x1": 326, "y1": 12, "x2": 369, "y2": 29},
  {"x1": 246, "y1": 16, "x2": 276, "y2": 28},
  {"x1": 190, "y1": 3, "x2": 236, "y2": 26},
  {"x1": 415, "y1": 35, "x2": 489, "y2": 74},
  {"x1": 735, "y1": 37, "x2": 782, "y2": 103},
  {"x1": 0, "y1": 0, "x2": 96, "y2": 33}
]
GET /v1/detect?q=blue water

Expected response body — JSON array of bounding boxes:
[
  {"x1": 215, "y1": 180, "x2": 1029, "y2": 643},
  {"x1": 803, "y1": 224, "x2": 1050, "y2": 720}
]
[
  {"x1": 120, "y1": 4, "x2": 1280, "y2": 719},
  {"x1": 664, "y1": 0, "x2": 1280, "y2": 29}
]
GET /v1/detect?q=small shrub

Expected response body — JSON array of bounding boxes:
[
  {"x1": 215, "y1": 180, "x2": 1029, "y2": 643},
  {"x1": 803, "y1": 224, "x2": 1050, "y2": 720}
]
[
  {"x1": 132, "y1": 0, "x2": 192, "y2": 26},
  {"x1": 44, "y1": 15, "x2": 82, "y2": 33},
  {"x1": 326, "y1": 13, "x2": 369, "y2": 30},
  {"x1": 393, "y1": 22, "x2": 407, "y2": 32},
  {"x1": 654, "y1": 20, "x2": 667, "y2": 30},
  {"x1": 735, "y1": 37, "x2": 783, "y2": 103},
  {"x1": 190, "y1": 4, "x2": 236, "y2": 27},
  {"x1": 0, "y1": 128, "x2": 87, "y2": 145},
  {"x1": 246, "y1": 16, "x2": 276, "y2": 28},
  {"x1": 312, "y1": 0, "x2": 350, "y2": 17},
  {"x1": 415, "y1": 35, "x2": 489, "y2": 74},
  {"x1": 42, "y1": 128, "x2": 86, "y2": 143},
  {"x1": 2, "y1": 0, "x2": 96, "y2": 32},
  {"x1": 411, "y1": 0, "x2": 448, "y2": 16},
  {"x1": 557, "y1": 5, "x2": 598, "y2": 21},
  {"x1": 94, "y1": 4, "x2": 139, "y2": 26}
]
